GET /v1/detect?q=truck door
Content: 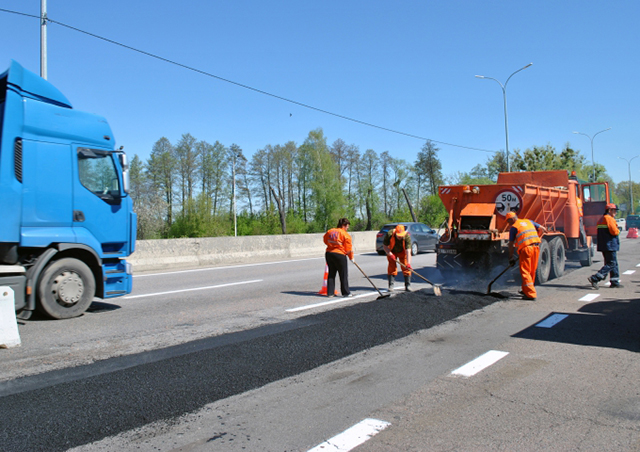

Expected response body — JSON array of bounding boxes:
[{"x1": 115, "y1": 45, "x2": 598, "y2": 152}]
[
  {"x1": 73, "y1": 147, "x2": 129, "y2": 256},
  {"x1": 581, "y1": 182, "x2": 610, "y2": 237}
]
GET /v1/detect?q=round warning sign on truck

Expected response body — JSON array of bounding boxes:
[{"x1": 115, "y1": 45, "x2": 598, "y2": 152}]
[{"x1": 495, "y1": 189, "x2": 523, "y2": 217}]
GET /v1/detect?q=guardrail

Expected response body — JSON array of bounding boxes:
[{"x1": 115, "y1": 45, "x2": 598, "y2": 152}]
[{"x1": 128, "y1": 231, "x2": 379, "y2": 273}]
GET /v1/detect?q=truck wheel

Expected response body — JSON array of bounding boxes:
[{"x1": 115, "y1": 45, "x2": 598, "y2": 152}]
[
  {"x1": 36, "y1": 258, "x2": 96, "y2": 319},
  {"x1": 580, "y1": 243, "x2": 595, "y2": 267},
  {"x1": 536, "y1": 240, "x2": 551, "y2": 284},
  {"x1": 411, "y1": 242, "x2": 418, "y2": 256},
  {"x1": 549, "y1": 237, "x2": 565, "y2": 279}
]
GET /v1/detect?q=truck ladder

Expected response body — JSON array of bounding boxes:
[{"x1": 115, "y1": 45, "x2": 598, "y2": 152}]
[{"x1": 541, "y1": 190, "x2": 556, "y2": 229}]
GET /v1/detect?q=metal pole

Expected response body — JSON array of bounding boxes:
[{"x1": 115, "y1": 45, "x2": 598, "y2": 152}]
[
  {"x1": 573, "y1": 128, "x2": 611, "y2": 182},
  {"x1": 618, "y1": 155, "x2": 638, "y2": 214},
  {"x1": 233, "y1": 154, "x2": 237, "y2": 237},
  {"x1": 40, "y1": 0, "x2": 47, "y2": 79},
  {"x1": 475, "y1": 63, "x2": 532, "y2": 173}
]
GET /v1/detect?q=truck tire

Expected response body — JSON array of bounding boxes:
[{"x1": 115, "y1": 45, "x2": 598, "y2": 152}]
[
  {"x1": 536, "y1": 240, "x2": 551, "y2": 284},
  {"x1": 580, "y1": 243, "x2": 594, "y2": 267},
  {"x1": 549, "y1": 237, "x2": 566, "y2": 279},
  {"x1": 36, "y1": 258, "x2": 96, "y2": 319}
]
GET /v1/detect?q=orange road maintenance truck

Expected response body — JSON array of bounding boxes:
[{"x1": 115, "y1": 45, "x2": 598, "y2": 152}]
[{"x1": 436, "y1": 170, "x2": 609, "y2": 283}]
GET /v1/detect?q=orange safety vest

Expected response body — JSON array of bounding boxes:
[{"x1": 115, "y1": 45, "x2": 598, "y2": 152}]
[
  {"x1": 576, "y1": 197, "x2": 583, "y2": 217},
  {"x1": 324, "y1": 227, "x2": 354, "y2": 259},
  {"x1": 513, "y1": 219, "x2": 541, "y2": 252},
  {"x1": 389, "y1": 233, "x2": 407, "y2": 252}
]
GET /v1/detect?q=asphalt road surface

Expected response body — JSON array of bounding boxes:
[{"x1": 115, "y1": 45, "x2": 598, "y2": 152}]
[{"x1": 2, "y1": 240, "x2": 640, "y2": 451}]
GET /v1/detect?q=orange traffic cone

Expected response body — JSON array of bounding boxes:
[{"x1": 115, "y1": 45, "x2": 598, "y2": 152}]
[
  {"x1": 627, "y1": 227, "x2": 638, "y2": 239},
  {"x1": 318, "y1": 264, "x2": 340, "y2": 296}
]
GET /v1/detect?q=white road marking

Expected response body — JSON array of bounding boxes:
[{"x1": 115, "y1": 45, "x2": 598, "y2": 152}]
[
  {"x1": 134, "y1": 257, "x2": 323, "y2": 278},
  {"x1": 451, "y1": 350, "x2": 509, "y2": 377},
  {"x1": 623, "y1": 270, "x2": 635, "y2": 275},
  {"x1": 307, "y1": 418, "x2": 391, "y2": 452},
  {"x1": 123, "y1": 279, "x2": 262, "y2": 299},
  {"x1": 579, "y1": 293, "x2": 600, "y2": 302},
  {"x1": 536, "y1": 314, "x2": 569, "y2": 328},
  {"x1": 286, "y1": 292, "x2": 378, "y2": 312},
  {"x1": 636, "y1": 263, "x2": 640, "y2": 267}
]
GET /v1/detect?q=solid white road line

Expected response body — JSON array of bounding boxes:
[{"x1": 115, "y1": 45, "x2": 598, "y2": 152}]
[
  {"x1": 451, "y1": 350, "x2": 509, "y2": 377},
  {"x1": 536, "y1": 314, "x2": 569, "y2": 328},
  {"x1": 286, "y1": 292, "x2": 377, "y2": 312},
  {"x1": 123, "y1": 279, "x2": 263, "y2": 299},
  {"x1": 307, "y1": 418, "x2": 391, "y2": 452},
  {"x1": 623, "y1": 270, "x2": 635, "y2": 275},
  {"x1": 579, "y1": 293, "x2": 600, "y2": 302}
]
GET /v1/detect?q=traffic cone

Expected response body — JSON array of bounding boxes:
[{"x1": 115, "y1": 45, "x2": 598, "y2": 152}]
[
  {"x1": 318, "y1": 264, "x2": 339, "y2": 296},
  {"x1": 627, "y1": 227, "x2": 638, "y2": 239}
]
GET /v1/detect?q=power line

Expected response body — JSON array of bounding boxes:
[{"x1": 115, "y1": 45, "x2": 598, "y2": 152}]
[{"x1": 1, "y1": 7, "x2": 498, "y2": 154}]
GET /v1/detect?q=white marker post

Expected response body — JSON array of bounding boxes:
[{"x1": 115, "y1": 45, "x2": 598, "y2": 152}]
[{"x1": 0, "y1": 287, "x2": 21, "y2": 348}]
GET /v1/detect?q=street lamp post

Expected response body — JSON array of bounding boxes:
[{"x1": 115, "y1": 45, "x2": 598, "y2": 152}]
[
  {"x1": 619, "y1": 155, "x2": 639, "y2": 214},
  {"x1": 572, "y1": 128, "x2": 611, "y2": 182},
  {"x1": 476, "y1": 63, "x2": 533, "y2": 172}
]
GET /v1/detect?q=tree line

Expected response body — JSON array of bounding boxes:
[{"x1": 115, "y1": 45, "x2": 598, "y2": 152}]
[{"x1": 128, "y1": 130, "x2": 636, "y2": 240}]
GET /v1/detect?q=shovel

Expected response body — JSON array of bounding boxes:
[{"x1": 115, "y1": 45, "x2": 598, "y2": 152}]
[
  {"x1": 486, "y1": 257, "x2": 518, "y2": 295},
  {"x1": 396, "y1": 259, "x2": 442, "y2": 296},
  {"x1": 351, "y1": 260, "x2": 391, "y2": 299}
]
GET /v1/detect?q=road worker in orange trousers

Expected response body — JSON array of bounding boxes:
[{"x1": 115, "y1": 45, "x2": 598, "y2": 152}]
[
  {"x1": 506, "y1": 211, "x2": 547, "y2": 300},
  {"x1": 383, "y1": 224, "x2": 412, "y2": 291},
  {"x1": 323, "y1": 217, "x2": 354, "y2": 297}
]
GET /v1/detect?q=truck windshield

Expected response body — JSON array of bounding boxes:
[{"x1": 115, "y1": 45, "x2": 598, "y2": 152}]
[{"x1": 78, "y1": 148, "x2": 120, "y2": 199}]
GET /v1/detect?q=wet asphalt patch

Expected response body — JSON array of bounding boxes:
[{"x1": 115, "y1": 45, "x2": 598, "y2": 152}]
[{"x1": 0, "y1": 289, "x2": 502, "y2": 452}]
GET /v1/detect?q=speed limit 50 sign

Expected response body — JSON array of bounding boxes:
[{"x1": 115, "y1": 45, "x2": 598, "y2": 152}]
[{"x1": 495, "y1": 188, "x2": 523, "y2": 217}]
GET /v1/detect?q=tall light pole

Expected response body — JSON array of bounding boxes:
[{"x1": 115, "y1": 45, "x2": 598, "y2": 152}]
[
  {"x1": 573, "y1": 128, "x2": 611, "y2": 182},
  {"x1": 619, "y1": 155, "x2": 639, "y2": 214},
  {"x1": 40, "y1": 0, "x2": 48, "y2": 79},
  {"x1": 475, "y1": 63, "x2": 533, "y2": 172}
]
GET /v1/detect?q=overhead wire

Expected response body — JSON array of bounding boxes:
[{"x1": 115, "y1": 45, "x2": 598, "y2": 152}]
[{"x1": 1, "y1": 7, "x2": 498, "y2": 154}]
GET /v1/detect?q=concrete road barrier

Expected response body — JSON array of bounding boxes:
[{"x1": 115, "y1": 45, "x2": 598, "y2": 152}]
[
  {"x1": 129, "y1": 231, "x2": 378, "y2": 273},
  {"x1": 0, "y1": 287, "x2": 21, "y2": 348}
]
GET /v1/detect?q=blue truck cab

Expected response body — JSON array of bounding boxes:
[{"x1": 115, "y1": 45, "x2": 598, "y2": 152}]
[{"x1": 0, "y1": 60, "x2": 136, "y2": 319}]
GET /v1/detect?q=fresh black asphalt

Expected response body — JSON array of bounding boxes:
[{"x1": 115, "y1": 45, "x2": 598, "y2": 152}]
[{"x1": 0, "y1": 289, "x2": 499, "y2": 452}]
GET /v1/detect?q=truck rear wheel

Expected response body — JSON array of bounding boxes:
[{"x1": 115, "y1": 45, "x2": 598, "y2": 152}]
[
  {"x1": 536, "y1": 240, "x2": 551, "y2": 284},
  {"x1": 549, "y1": 237, "x2": 566, "y2": 279},
  {"x1": 36, "y1": 258, "x2": 96, "y2": 319}
]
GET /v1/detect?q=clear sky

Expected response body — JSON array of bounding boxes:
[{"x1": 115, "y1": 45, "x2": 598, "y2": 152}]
[{"x1": 1, "y1": 1, "x2": 639, "y2": 184}]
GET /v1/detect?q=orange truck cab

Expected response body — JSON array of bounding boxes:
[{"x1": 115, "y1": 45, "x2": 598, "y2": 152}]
[{"x1": 436, "y1": 170, "x2": 608, "y2": 284}]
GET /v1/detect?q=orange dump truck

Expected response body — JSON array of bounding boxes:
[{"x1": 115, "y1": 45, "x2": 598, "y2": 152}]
[{"x1": 436, "y1": 170, "x2": 610, "y2": 283}]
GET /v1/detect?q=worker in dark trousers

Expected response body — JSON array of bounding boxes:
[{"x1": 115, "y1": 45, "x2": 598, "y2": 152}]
[
  {"x1": 507, "y1": 211, "x2": 547, "y2": 300},
  {"x1": 588, "y1": 203, "x2": 622, "y2": 289},
  {"x1": 323, "y1": 218, "x2": 354, "y2": 297},
  {"x1": 383, "y1": 224, "x2": 412, "y2": 291}
]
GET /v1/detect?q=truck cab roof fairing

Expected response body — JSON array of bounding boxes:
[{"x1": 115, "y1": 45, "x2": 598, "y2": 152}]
[{"x1": 4, "y1": 60, "x2": 72, "y2": 108}]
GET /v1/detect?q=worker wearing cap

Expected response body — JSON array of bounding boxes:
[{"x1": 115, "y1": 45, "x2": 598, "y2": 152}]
[
  {"x1": 588, "y1": 203, "x2": 622, "y2": 289},
  {"x1": 383, "y1": 224, "x2": 412, "y2": 291},
  {"x1": 324, "y1": 218, "x2": 354, "y2": 297},
  {"x1": 507, "y1": 211, "x2": 547, "y2": 300}
]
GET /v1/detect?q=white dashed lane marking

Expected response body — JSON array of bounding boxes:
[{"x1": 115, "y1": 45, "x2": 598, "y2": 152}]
[
  {"x1": 579, "y1": 293, "x2": 600, "y2": 302},
  {"x1": 451, "y1": 350, "x2": 509, "y2": 377},
  {"x1": 536, "y1": 314, "x2": 569, "y2": 328},
  {"x1": 307, "y1": 418, "x2": 391, "y2": 452},
  {"x1": 623, "y1": 270, "x2": 635, "y2": 275}
]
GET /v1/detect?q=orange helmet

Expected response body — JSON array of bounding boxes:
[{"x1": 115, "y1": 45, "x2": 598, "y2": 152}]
[
  {"x1": 505, "y1": 211, "x2": 517, "y2": 221},
  {"x1": 606, "y1": 203, "x2": 618, "y2": 211},
  {"x1": 395, "y1": 224, "x2": 407, "y2": 237}
]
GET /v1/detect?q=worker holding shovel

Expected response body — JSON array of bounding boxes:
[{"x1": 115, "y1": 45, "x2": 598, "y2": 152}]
[
  {"x1": 383, "y1": 224, "x2": 412, "y2": 291},
  {"x1": 506, "y1": 211, "x2": 547, "y2": 300},
  {"x1": 323, "y1": 218, "x2": 354, "y2": 297}
]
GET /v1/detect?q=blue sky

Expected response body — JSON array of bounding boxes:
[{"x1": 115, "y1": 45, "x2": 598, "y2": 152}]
[{"x1": 1, "y1": 1, "x2": 639, "y2": 184}]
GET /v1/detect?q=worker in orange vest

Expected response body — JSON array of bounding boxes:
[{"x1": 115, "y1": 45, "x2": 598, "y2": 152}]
[
  {"x1": 383, "y1": 224, "x2": 412, "y2": 291},
  {"x1": 588, "y1": 203, "x2": 622, "y2": 289},
  {"x1": 323, "y1": 217, "x2": 354, "y2": 297},
  {"x1": 506, "y1": 212, "x2": 547, "y2": 300}
]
